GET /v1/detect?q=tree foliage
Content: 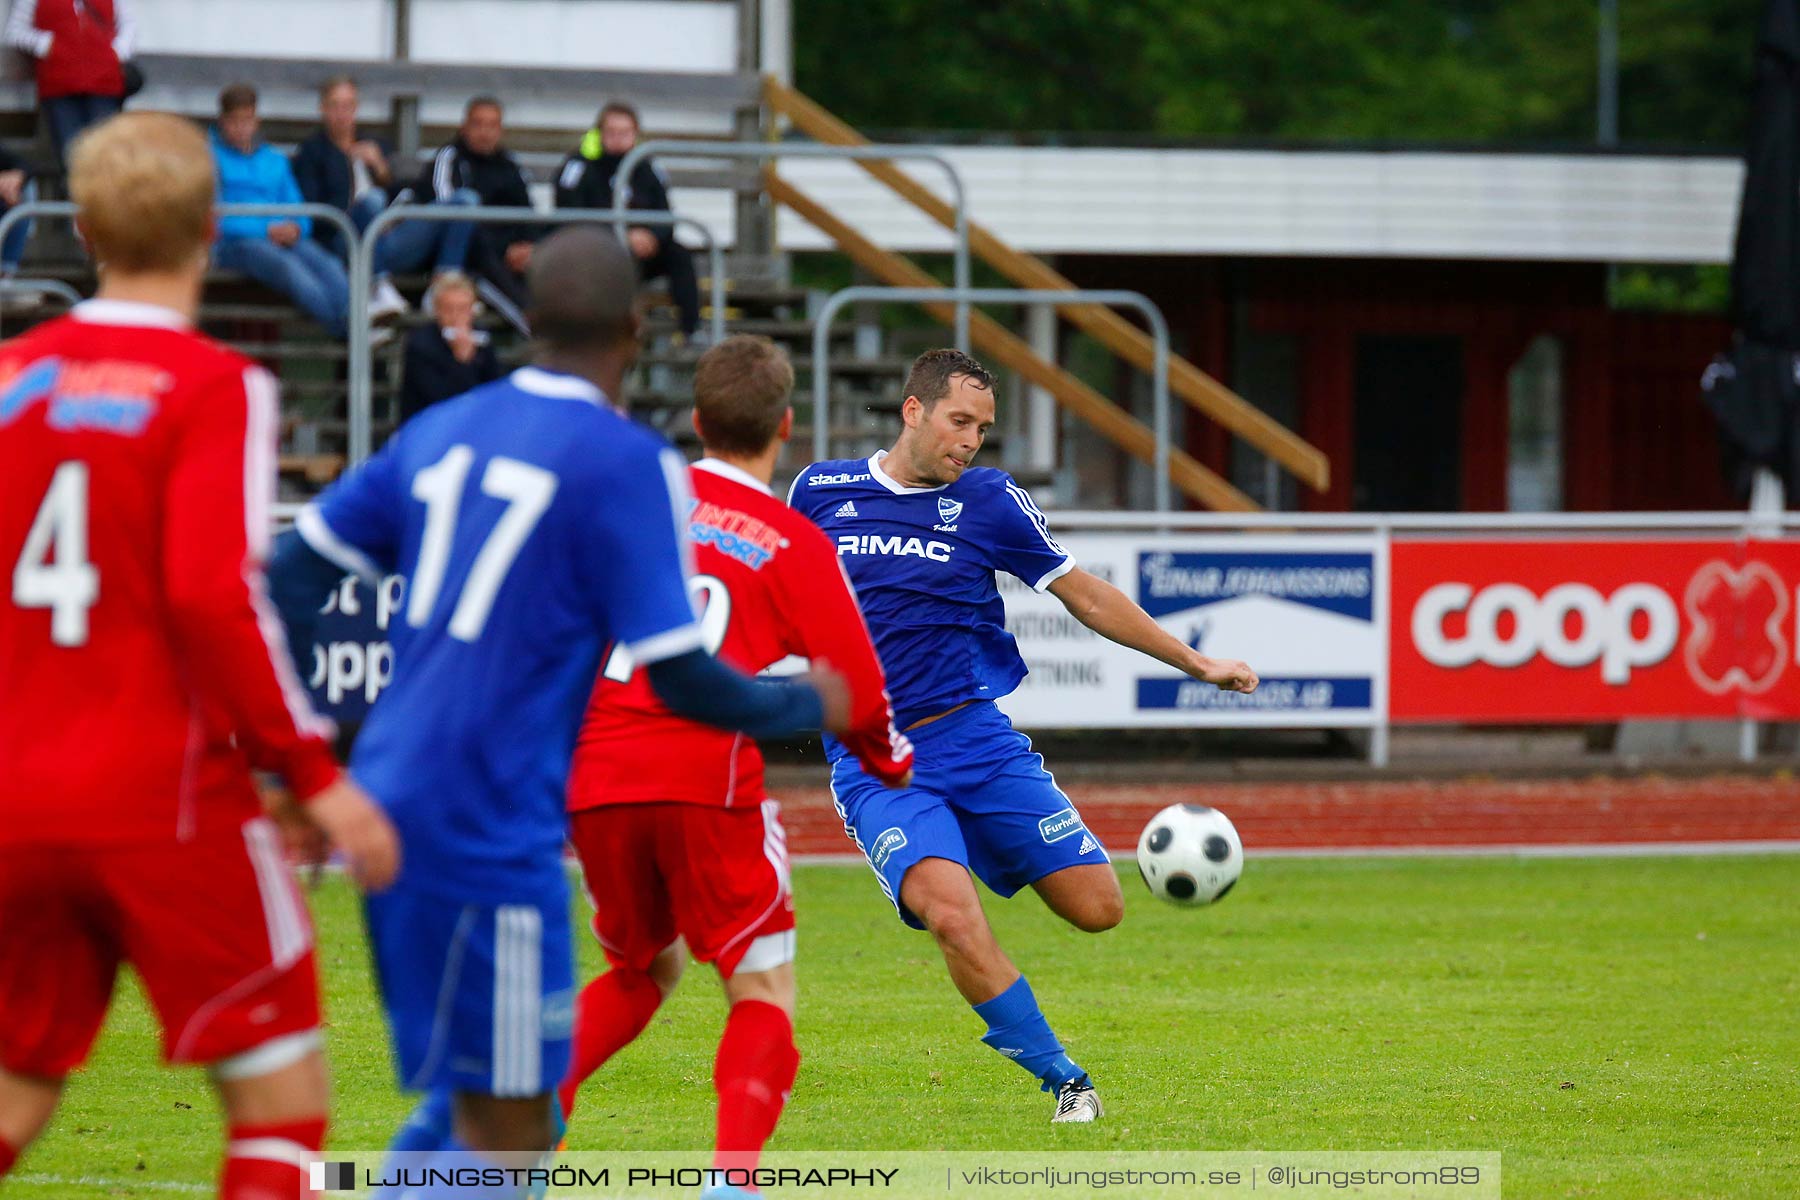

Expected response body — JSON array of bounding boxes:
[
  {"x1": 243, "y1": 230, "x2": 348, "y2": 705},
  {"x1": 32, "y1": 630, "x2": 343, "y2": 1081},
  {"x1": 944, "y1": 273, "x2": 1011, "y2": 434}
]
[{"x1": 794, "y1": 0, "x2": 1757, "y2": 148}]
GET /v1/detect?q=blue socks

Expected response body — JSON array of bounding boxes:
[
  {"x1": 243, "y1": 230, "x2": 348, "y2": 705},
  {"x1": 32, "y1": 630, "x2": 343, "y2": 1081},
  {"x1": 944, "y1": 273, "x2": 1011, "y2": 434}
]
[
  {"x1": 972, "y1": 976, "x2": 1085, "y2": 1093},
  {"x1": 387, "y1": 1087, "x2": 455, "y2": 1155}
]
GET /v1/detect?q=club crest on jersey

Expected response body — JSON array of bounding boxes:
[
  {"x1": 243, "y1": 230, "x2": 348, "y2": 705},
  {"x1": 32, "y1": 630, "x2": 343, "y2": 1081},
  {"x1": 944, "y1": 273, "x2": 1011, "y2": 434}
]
[{"x1": 937, "y1": 497, "x2": 963, "y2": 524}]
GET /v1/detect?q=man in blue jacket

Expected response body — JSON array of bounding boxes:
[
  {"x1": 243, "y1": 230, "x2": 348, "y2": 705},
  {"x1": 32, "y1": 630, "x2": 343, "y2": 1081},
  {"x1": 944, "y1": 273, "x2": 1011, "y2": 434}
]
[{"x1": 211, "y1": 82, "x2": 352, "y2": 340}]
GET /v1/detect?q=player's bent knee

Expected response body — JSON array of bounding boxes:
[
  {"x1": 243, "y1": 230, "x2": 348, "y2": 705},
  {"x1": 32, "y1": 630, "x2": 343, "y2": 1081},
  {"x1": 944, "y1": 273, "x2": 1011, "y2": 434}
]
[
  {"x1": 723, "y1": 962, "x2": 795, "y2": 1017},
  {"x1": 0, "y1": 1067, "x2": 66, "y2": 1153},
  {"x1": 211, "y1": 1032, "x2": 329, "y2": 1126},
  {"x1": 918, "y1": 898, "x2": 993, "y2": 954},
  {"x1": 1067, "y1": 890, "x2": 1125, "y2": 934},
  {"x1": 646, "y1": 946, "x2": 687, "y2": 998}
]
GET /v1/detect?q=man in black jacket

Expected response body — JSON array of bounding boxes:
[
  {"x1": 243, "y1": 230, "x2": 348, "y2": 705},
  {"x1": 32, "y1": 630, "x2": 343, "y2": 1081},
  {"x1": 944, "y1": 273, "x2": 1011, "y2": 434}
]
[
  {"x1": 555, "y1": 100, "x2": 700, "y2": 339},
  {"x1": 402, "y1": 96, "x2": 538, "y2": 334}
]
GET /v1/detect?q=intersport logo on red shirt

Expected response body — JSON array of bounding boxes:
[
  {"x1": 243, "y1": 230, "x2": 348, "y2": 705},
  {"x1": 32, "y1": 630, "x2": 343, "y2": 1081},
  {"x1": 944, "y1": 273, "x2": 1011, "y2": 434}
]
[{"x1": 1390, "y1": 539, "x2": 1800, "y2": 722}]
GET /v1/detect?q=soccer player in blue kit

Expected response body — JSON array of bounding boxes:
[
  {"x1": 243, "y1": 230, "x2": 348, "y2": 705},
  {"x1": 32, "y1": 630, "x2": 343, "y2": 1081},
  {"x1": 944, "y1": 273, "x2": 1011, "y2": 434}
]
[
  {"x1": 790, "y1": 349, "x2": 1260, "y2": 1123},
  {"x1": 270, "y1": 228, "x2": 848, "y2": 1193}
]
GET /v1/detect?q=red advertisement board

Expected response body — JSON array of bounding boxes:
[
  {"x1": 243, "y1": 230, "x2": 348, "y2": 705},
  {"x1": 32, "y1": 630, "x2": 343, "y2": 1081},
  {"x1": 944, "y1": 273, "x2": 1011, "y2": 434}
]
[{"x1": 1390, "y1": 539, "x2": 1800, "y2": 722}]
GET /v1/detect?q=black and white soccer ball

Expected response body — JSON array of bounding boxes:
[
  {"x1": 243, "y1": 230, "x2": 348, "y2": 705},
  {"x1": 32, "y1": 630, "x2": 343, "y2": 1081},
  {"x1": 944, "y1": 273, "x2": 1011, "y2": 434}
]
[{"x1": 1135, "y1": 804, "x2": 1243, "y2": 906}]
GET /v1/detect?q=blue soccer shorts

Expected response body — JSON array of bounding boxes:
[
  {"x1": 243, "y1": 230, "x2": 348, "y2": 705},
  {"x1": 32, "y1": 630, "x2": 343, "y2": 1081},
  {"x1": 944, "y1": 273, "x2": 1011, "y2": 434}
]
[
  {"x1": 364, "y1": 879, "x2": 574, "y2": 1097},
  {"x1": 829, "y1": 700, "x2": 1109, "y2": 929}
]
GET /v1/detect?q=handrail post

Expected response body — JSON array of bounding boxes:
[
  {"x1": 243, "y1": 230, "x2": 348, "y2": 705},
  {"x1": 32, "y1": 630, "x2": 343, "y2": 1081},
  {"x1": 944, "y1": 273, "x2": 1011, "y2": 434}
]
[
  {"x1": 354, "y1": 203, "x2": 729, "y2": 461},
  {"x1": 0, "y1": 200, "x2": 366, "y2": 437},
  {"x1": 614, "y1": 139, "x2": 972, "y2": 349},
  {"x1": 809, "y1": 285, "x2": 1170, "y2": 510}
]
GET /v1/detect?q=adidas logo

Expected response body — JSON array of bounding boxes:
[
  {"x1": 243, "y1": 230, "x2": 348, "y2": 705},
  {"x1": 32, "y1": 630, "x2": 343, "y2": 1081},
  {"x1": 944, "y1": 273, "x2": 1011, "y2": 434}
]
[
  {"x1": 995, "y1": 1046, "x2": 1024, "y2": 1058},
  {"x1": 834, "y1": 500, "x2": 858, "y2": 518},
  {"x1": 1078, "y1": 835, "x2": 1098, "y2": 856}
]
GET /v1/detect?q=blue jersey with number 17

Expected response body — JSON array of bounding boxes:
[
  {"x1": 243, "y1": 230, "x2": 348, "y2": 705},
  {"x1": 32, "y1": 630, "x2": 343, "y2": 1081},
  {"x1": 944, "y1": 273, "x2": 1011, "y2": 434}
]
[
  {"x1": 788, "y1": 451, "x2": 1074, "y2": 731},
  {"x1": 295, "y1": 367, "x2": 702, "y2": 901}
]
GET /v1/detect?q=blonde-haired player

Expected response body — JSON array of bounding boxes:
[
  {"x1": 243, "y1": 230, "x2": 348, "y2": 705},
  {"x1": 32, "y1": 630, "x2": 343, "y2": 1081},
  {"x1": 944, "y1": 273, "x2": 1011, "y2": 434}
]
[{"x1": 0, "y1": 112, "x2": 398, "y2": 1197}]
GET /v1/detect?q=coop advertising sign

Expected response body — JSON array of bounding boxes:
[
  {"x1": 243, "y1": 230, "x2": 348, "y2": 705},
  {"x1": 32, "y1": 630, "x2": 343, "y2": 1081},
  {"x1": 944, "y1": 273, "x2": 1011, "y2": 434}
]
[
  {"x1": 996, "y1": 535, "x2": 1386, "y2": 729},
  {"x1": 304, "y1": 573, "x2": 404, "y2": 725},
  {"x1": 1390, "y1": 538, "x2": 1800, "y2": 722}
]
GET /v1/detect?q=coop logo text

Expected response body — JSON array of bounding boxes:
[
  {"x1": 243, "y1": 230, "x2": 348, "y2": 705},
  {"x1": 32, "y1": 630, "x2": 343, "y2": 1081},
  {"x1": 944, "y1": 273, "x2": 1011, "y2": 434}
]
[{"x1": 1411, "y1": 565, "x2": 1793, "y2": 692}]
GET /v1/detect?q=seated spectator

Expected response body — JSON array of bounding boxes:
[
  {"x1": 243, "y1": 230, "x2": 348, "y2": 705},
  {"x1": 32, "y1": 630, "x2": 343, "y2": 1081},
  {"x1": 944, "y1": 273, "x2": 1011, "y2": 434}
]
[
  {"x1": 4, "y1": 0, "x2": 136, "y2": 164},
  {"x1": 291, "y1": 75, "x2": 392, "y2": 248},
  {"x1": 0, "y1": 143, "x2": 38, "y2": 278},
  {"x1": 399, "y1": 271, "x2": 503, "y2": 423},
  {"x1": 401, "y1": 96, "x2": 538, "y2": 335},
  {"x1": 293, "y1": 75, "x2": 477, "y2": 322},
  {"x1": 556, "y1": 99, "x2": 700, "y2": 340},
  {"x1": 210, "y1": 82, "x2": 352, "y2": 340}
]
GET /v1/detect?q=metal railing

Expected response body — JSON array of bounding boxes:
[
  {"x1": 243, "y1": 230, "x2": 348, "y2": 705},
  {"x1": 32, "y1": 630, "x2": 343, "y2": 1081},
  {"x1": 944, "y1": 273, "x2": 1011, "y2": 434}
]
[
  {"x1": 351, "y1": 203, "x2": 727, "y2": 461},
  {"x1": 614, "y1": 139, "x2": 973, "y2": 349},
  {"x1": 0, "y1": 276, "x2": 81, "y2": 324},
  {"x1": 811, "y1": 286, "x2": 1172, "y2": 509},
  {"x1": 0, "y1": 200, "x2": 360, "y2": 334}
]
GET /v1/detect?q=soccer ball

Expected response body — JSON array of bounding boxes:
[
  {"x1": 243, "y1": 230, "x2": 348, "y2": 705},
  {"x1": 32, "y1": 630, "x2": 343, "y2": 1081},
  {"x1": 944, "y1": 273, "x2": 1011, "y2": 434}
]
[{"x1": 1135, "y1": 804, "x2": 1243, "y2": 905}]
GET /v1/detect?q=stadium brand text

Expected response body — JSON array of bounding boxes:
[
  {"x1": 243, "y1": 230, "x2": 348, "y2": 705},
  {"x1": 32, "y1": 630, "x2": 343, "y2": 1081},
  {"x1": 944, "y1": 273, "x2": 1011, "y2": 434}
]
[
  {"x1": 870, "y1": 827, "x2": 907, "y2": 870},
  {"x1": 1413, "y1": 581, "x2": 1676, "y2": 684},
  {"x1": 808, "y1": 472, "x2": 871, "y2": 486},
  {"x1": 836, "y1": 534, "x2": 953, "y2": 562},
  {"x1": 1142, "y1": 557, "x2": 1371, "y2": 602},
  {"x1": 1039, "y1": 808, "x2": 1083, "y2": 843}
]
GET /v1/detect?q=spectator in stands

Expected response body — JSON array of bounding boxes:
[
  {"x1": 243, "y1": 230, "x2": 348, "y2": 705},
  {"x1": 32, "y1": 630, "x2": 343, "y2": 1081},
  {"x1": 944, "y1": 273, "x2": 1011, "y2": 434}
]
[
  {"x1": 4, "y1": 0, "x2": 136, "y2": 164},
  {"x1": 399, "y1": 270, "x2": 503, "y2": 423},
  {"x1": 402, "y1": 96, "x2": 537, "y2": 334},
  {"x1": 209, "y1": 82, "x2": 353, "y2": 340},
  {"x1": 556, "y1": 99, "x2": 700, "y2": 341},
  {"x1": 293, "y1": 74, "x2": 476, "y2": 323},
  {"x1": 291, "y1": 75, "x2": 393, "y2": 248},
  {"x1": 0, "y1": 144, "x2": 38, "y2": 278}
]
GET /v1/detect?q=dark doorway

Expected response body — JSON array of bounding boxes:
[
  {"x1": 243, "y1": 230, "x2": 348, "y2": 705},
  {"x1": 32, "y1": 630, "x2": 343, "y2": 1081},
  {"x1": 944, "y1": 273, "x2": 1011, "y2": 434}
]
[{"x1": 1353, "y1": 335, "x2": 1464, "y2": 511}]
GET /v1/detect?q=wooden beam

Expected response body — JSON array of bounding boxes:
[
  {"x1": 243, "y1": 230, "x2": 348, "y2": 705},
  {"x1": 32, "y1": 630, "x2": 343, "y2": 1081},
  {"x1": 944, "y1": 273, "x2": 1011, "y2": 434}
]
[
  {"x1": 768, "y1": 171, "x2": 1259, "y2": 512},
  {"x1": 765, "y1": 77, "x2": 1330, "y2": 494}
]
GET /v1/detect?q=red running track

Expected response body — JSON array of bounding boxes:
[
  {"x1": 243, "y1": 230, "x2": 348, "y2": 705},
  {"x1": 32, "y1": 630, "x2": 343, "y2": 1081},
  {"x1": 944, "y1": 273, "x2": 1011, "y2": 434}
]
[{"x1": 774, "y1": 775, "x2": 1800, "y2": 855}]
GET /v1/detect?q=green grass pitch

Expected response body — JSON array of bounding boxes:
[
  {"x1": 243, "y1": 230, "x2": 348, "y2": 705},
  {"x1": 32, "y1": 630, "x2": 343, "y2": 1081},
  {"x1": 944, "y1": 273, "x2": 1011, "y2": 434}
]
[{"x1": 8, "y1": 854, "x2": 1797, "y2": 1198}]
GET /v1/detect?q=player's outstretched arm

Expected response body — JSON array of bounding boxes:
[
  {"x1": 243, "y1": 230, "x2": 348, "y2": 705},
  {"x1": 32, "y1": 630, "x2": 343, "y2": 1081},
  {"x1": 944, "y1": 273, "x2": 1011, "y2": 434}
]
[
  {"x1": 782, "y1": 537, "x2": 914, "y2": 787},
  {"x1": 645, "y1": 648, "x2": 849, "y2": 739},
  {"x1": 266, "y1": 528, "x2": 350, "y2": 655},
  {"x1": 1047, "y1": 567, "x2": 1259, "y2": 693}
]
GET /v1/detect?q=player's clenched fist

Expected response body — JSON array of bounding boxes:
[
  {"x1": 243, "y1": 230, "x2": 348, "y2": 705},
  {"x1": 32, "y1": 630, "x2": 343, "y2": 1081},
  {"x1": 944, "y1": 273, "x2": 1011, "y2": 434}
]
[
  {"x1": 307, "y1": 778, "x2": 402, "y2": 891},
  {"x1": 1193, "y1": 657, "x2": 1259, "y2": 694}
]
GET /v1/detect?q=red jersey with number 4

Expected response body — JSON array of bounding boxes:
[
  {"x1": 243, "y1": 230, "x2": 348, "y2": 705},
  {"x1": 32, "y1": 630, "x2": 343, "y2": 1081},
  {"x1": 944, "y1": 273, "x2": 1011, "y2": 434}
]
[
  {"x1": 0, "y1": 301, "x2": 341, "y2": 847},
  {"x1": 570, "y1": 457, "x2": 911, "y2": 809}
]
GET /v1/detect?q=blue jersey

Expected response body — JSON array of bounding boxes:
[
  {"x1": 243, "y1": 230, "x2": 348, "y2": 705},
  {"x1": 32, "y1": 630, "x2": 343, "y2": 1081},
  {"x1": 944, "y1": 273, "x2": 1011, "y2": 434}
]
[
  {"x1": 296, "y1": 367, "x2": 701, "y2": 900},
  {"x1": 789, "y1": 451, "x2": 1073, "y2": 729}
]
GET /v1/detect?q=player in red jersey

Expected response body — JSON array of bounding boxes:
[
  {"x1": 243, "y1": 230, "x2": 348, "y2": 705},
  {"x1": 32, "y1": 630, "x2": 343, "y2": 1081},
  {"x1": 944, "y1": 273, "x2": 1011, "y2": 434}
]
[
  {"x1": 557, "y1": 335, "x2": 911, "y2": 1188},
  {"x1": 0, "y1": 113, "x2": 398, "y2": 1198}
]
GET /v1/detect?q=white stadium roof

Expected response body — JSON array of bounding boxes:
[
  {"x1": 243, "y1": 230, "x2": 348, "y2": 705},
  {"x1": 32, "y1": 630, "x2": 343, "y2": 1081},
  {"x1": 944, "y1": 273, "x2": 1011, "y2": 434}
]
[{"x1": 670, "y1": 145, "x2": 1742, "y2": 264}]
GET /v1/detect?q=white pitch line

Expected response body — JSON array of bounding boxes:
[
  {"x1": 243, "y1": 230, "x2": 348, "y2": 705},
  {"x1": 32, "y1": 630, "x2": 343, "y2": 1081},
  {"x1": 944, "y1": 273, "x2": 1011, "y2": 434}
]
[
  {"x1": 793, "y1": 839, "x2": 1800, "y2": 866},
  {"x1": 13, "y1": 1172, "x2": 208, "y2": 1194}
]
